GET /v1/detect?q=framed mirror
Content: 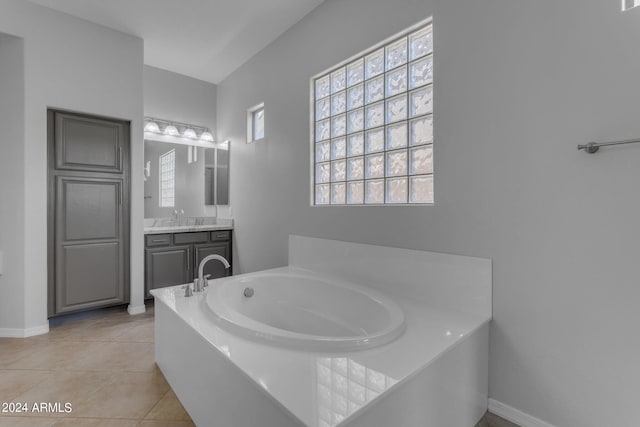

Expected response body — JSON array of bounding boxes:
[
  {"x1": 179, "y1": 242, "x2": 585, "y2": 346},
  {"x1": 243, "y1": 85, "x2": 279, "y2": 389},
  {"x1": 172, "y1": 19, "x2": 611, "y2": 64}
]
[{"x1": 144, "y1": 140, "x2": 229, "y2": 218}]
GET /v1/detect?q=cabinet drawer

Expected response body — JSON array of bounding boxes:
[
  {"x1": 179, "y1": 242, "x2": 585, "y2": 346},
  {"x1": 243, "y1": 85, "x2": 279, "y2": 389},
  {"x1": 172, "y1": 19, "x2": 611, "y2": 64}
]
[
  {"x1": 145, "y1": 234, "x2": 172, "y2": 247},
  {"x1": 174, "y1": 232, "x2": 209, "y2": 244},
  {"x1": 210, "y1": 230, "x2": 231, "y2": 241}
]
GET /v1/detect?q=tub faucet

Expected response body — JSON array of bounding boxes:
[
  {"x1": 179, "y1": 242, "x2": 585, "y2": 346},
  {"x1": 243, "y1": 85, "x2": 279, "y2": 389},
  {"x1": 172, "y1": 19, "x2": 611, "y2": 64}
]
[{"x1": 196, "y1": 254, "x2": 231, "y2": 290}]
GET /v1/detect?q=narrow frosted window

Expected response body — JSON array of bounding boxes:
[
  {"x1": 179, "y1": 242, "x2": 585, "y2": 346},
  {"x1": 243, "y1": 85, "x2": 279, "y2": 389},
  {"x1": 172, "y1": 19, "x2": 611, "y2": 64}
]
[
  {"x1": 253, "y1": 108, "x2": 265, "y2": 140},
  {"x1": 623, "y1": 0, "x2": 640, "y2": 11},
  {"x1": 247, "y1": 103, "x2": 265, "y2": 143},
  {"x1": 311, "y1": 20, "x2": 433, "y2": 205},
  {"x1": 159, "y1": 149, "x2": 175, "y2": 207}
]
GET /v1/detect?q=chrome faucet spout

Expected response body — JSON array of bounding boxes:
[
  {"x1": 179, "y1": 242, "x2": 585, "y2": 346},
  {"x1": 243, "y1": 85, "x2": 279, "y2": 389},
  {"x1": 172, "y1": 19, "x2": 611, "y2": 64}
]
[{"x1": 197, "y1": 254, "x2": 231, "y2": 282}]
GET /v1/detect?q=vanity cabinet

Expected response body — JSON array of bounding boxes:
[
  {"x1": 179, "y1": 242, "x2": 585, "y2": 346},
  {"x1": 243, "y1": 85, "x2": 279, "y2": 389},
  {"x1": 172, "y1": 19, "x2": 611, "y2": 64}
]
[{"x1": 145, "y1": 230, "x2": 232, "y2": 297}]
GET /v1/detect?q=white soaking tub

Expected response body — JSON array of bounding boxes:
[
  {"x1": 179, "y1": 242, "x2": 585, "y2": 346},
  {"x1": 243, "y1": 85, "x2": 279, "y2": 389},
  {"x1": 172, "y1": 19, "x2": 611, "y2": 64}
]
[
  {"x1": 152, "y1": 235, "x2": 492, "y2": 427},
  {"x1": 205, "y1": 271, "x2": 405, "y2": 351}
]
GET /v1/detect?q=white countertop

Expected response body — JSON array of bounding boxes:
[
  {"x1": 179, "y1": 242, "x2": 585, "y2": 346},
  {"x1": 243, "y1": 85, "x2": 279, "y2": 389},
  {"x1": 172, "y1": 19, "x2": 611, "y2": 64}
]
[
  {"x1": 151, "y1": 266, "x2": 490, "y2": 427},
  {"x1": 144, "y1": 218, "x2": 233, "y2": 234}
]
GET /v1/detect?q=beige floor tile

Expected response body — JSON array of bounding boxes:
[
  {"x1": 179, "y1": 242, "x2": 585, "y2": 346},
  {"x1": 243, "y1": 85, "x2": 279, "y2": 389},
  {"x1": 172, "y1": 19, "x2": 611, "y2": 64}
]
[
  {"x1": 476, "y1": 411, "x2": 521, "y2": 427},
  {"x1": 44, "y1": 313, "x2": 152, "y2": 343},
  {"x1": 136, "y1": 421, "x2": 195, "y2": 427},
  {"x1": 71, "y1": 341, "x2": 156, "y2": 372},
  {"x1": 70, "y1": 371, "x2": 169, "y2": 419},
  {"x1": 0, "y1": 339, "x2": 51, "y2": 368},
  {"x1": 11, "y1": 371, "x2": 113, "y2": 417},
  {"x1": 6, "y1": 341, "x2": 91, "y2": 371},
  {"x1": 1, "y1": 306, "x2": 190, "y2": 426},
  {"x1": 51, "y1": 418, "x2": 139, "y2": 426},
  {"x1": 0, "y1": 417, "x2": 57, "y2": 427},
  {"x1": 37, "y1": 321, "x2": 101, "y2": 342},
  {"x1": 144, "y1": 390, "x2": 190, "y2": 421},
  {"x1": 56, "y1": 323, "x2": 128, "y2": 343},
  {"x1": 0, "y1": 370, "x2": 52, "y2": 402},
  {"x1": 114, "y1": 322, "x2": 155, "y2": 343}
]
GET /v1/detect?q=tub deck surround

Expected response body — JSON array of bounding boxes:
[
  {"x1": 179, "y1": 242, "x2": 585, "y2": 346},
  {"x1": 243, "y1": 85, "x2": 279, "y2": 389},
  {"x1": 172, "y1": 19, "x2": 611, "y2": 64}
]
[
  {"x1": 144, "y1": 217, "x2": 233, "y2": 234},
  {"x1": 152, "y1": 236, "x2": 492, "y2": 427},
  {"x1": 153, "y1": 277, "x2": 489, "y2": 427}
]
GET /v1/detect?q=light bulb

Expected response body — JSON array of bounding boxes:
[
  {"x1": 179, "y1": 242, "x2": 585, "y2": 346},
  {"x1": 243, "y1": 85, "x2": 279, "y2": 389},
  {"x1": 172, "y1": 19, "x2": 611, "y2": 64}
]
[
  {"x1": 183, "y1": 128, "x2": 197, "y2": 139},
  {"x1": 164, "y1": 125, "x2": 179, "y2": 136},
  {"x1": 200, "y1": 131, "x2": 214, "y2": 142},
  {"x1": 144, "y1": 121, "x2": 160, "y2": 133}
]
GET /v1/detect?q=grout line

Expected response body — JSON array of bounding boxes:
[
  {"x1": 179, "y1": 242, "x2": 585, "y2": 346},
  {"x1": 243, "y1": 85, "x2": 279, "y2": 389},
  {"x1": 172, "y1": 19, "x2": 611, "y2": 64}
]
[{"x1": 140, "y1": 388, "x2": 172, "y2": 421}]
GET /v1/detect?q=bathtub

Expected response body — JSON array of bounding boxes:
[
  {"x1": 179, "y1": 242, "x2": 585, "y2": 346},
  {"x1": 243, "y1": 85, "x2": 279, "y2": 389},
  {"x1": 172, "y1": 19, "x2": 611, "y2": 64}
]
[
  {"x1": 205, "y1": 271, "x2": 405, "y2": 351},
  {"x1": 152, "y1": 235, "x2": 492, "y2": 427}
]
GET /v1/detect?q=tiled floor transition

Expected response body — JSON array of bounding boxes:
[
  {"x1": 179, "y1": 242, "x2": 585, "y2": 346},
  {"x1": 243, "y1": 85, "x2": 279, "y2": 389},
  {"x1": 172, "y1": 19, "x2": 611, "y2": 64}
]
[{"x1": 0, "y1": 305, "x2": 517, "y2": 427}]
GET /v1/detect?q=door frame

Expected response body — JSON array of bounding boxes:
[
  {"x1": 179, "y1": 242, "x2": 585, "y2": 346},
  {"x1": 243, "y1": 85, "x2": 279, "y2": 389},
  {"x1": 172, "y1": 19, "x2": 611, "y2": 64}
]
[{"x1": 47, "y1": 108, "x2": 131, "y2": 317}]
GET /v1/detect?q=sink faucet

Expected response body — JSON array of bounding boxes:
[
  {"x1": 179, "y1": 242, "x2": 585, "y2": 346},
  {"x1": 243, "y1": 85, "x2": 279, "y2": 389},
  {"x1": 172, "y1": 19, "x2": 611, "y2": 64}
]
[
  {"x1": 172, "y1": 209, "x2": 186, "y2": 225},
  {"x1": 194, "y1": 254, "x2": 231, "y2": 292}
]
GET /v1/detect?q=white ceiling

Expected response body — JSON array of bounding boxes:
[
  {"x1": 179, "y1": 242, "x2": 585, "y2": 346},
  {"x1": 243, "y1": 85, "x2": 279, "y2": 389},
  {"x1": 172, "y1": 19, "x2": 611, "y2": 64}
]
[{"x1": 27, "y1": 0, "x2": 326, "y2": 84}]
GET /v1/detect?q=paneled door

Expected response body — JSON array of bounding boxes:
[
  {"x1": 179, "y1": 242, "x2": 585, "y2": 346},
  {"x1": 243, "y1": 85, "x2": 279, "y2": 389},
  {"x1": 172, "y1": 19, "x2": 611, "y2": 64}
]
[{"x1": 48, "y1": 110, "x2": 130, "y2": 316}]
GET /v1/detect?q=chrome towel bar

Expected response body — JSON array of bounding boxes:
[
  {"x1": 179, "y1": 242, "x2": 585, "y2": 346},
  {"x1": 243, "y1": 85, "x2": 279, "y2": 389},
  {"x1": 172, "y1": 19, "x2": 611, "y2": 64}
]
[{"x1": 577, "y1": 138, "x2": 640, "y2": 154}]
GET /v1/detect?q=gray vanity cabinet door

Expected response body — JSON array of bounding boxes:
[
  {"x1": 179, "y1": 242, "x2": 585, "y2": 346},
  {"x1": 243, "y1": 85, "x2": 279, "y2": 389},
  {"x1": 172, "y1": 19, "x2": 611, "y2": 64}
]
[
  {"x1": 145, "y1": 245, "x2": 191, "y2": 295},
  {"x1": 54, "y1": 176, "x2": 126, "y2": 314},
  {"x1": 194, "y1": 242, "x2": 231, "y2": 279}
]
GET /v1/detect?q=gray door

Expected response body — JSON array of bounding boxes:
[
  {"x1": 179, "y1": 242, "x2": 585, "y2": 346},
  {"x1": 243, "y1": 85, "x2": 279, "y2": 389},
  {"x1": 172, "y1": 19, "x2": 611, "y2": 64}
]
[{"x1": 48, "y1": 110, "x2": 130, "y2": 316}]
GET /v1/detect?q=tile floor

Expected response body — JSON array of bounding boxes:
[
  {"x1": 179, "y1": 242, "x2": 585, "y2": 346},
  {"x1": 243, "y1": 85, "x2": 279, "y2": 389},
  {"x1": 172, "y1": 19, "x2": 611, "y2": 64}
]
[
  {"x1": 1, "y1": 305, "x2": 518, "y2": 427},
  {"x1": 0, "y1": 306, "x2": 192, "y2": 427},
  {"x1": 476, "y1": 412, "x2": 519, "y2": 427}
]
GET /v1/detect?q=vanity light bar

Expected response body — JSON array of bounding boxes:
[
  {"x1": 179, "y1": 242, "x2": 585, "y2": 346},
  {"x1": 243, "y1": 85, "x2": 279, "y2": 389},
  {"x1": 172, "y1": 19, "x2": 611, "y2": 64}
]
[{"x1": 144, "y1": 117, "x2": 214, "y2": 143}]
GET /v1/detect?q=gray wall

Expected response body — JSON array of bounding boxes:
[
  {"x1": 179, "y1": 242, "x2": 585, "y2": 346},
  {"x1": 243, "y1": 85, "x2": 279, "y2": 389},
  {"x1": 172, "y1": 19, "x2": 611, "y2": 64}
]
[
  {"x1": 217, "y1": 0, "x2": 640, "y2": 426},
  {"x1": 0, "y1": 33, "x2": 25, "y2": 331},
  {"x1": 0, "y1": 0, "x2": 145, "y2": 331},
  {"x1": 144, "y1": 65, "x2": 217, "y2": 134}
]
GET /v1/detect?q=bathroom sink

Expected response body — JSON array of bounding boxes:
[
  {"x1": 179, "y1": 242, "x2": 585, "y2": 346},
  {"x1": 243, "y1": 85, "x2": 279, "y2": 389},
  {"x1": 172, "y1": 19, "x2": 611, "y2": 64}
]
[{"x1": 153, "y1": 217, "x2": 217, "y2": 227}]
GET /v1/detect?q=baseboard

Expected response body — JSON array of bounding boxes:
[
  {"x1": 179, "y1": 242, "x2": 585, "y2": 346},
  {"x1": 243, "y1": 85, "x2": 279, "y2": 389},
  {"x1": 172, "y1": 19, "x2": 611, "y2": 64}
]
[
  {"x1": 127, "y1": 304, "x2": 146, "y2": 315},
  {"x1": 0, "y1": 323, "x2": 49, "y2": 338},
  {"x1": 489, "y1": 399, "x2": 556, "y2": 427}
]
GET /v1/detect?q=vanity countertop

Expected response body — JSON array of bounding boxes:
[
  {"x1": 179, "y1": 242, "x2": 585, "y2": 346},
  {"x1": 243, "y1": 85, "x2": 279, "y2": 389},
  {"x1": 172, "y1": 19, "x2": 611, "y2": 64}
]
[{"x1": 144, "y1": 218, "x2": 233, "y2": 235}]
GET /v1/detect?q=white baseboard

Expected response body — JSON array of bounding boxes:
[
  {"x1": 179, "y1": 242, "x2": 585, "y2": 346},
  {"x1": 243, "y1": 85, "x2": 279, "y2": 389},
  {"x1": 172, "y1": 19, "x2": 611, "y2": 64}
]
[
  {"x1": 489, "y1": 399, "x2": 556, "y2": 427},
  {"x1": 127, "y1": 304, "x2": 146, "y2": 315},
  {"x1": 0, "y1": 323, "x2": 49, "y2": 338}
]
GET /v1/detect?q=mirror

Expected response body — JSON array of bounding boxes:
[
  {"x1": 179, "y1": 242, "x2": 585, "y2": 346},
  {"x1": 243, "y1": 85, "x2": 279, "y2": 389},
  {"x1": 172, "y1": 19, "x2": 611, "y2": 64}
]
[
  {"x1": 204, "y1": 145, "x2": 229, "y2": 206},
  {"x1": 144, "y1": 140, "x2": 229, "y2": 218}
]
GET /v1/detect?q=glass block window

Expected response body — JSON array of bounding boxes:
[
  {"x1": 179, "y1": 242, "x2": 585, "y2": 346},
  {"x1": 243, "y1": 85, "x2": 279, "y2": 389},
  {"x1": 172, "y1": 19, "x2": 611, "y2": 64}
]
[
  {"x1": 159, "y1": 149, "x2": 175, "y2": 208},
  {"x1": 312, "y1": 21, "x2": 433, "y2": 205}
]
